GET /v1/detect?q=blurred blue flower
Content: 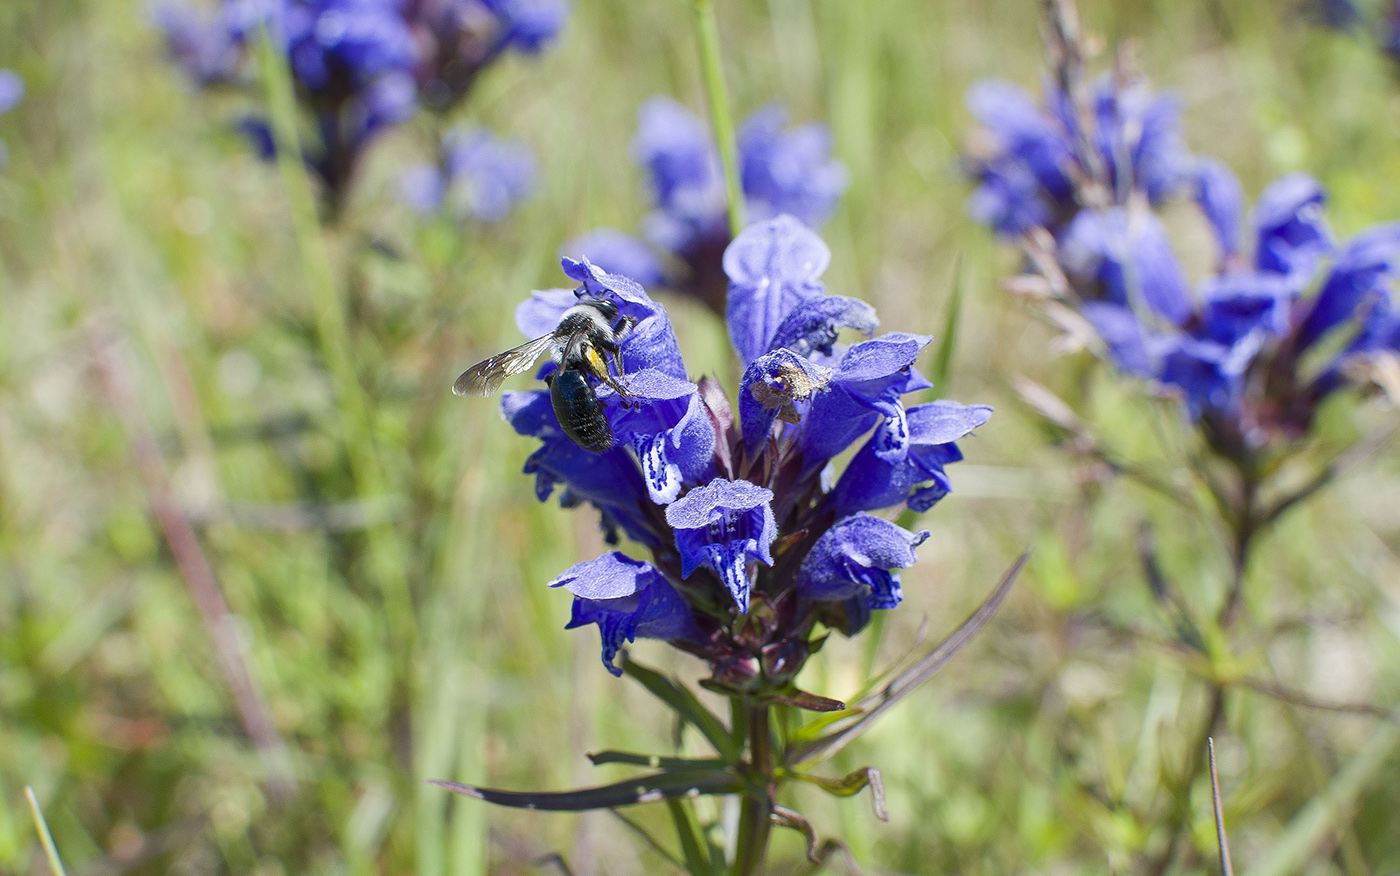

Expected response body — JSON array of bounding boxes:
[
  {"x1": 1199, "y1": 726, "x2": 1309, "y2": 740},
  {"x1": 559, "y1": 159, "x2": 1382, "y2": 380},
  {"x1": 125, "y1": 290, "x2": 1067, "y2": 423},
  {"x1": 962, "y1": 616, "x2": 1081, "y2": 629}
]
[
  {"x1": 489, "y1": 217, "x2": 991, "y2": 681},
  {"x1": 0, "y1": 69, "x2": 22, "y2": 168},
  {"x1": 401, "y1": 126, "x2": 536, "y2": 223},
  {"x1": 964, "y1": 74, "x2": 1194, "y2": 237},
  {"x1": 155, "y1": 0, "x2": 567, "y2": 210},
  {"x1": 1070, "y1": 169, "x2": 1400, "y2": 445},
  {"x1": 414, "y1": 0, "x2": 568, "y2": 109},
  {"x1": 564, "y1": 97, "x2": 847, "y2": 314}
]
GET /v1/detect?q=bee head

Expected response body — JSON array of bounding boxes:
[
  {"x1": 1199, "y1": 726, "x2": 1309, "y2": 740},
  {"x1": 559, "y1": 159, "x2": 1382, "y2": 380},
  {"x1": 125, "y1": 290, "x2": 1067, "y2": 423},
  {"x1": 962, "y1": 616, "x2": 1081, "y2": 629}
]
[{"x1": 577, "y1": 296, "x2": 619, "y2": 322}]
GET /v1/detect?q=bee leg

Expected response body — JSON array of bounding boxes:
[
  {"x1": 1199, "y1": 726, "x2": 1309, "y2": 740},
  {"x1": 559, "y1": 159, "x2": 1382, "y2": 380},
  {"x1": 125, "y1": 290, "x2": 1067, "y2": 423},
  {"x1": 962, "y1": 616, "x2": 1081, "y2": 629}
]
[
  {"x1": 613, "y1": 314, "x2": 638, "y2": 340},
  {"x1": 599, "y1": 370, "x2": 639, "y2": 408}
]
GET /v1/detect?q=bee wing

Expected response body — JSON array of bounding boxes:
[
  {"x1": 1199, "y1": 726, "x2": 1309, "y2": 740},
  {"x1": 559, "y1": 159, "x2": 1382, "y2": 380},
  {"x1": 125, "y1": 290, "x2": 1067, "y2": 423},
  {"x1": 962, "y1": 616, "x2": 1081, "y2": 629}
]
[{"x1": 452, "y1": 334, "x2": 557, "y2": 397}]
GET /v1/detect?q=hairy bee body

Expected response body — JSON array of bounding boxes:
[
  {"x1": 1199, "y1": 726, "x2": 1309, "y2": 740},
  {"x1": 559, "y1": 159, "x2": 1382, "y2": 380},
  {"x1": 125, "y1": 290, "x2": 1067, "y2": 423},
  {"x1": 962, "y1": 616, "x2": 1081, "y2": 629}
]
[
  {"x1": 453, "y1": 297, "x2": 635, "y2": 453},
  {"x1": 547, "y1": 367, "x2": 614, "y2": 451}
]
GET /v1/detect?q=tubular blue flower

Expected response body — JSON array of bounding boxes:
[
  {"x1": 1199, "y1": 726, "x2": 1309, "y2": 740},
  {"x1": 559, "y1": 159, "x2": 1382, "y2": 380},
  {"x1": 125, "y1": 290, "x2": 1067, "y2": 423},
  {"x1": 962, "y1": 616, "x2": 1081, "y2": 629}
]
[
  {"x1": 665, "y1": 479, "x2": 777, "y2": 614},
  {"x1": 1194, "y1": 158, "x2": 1244, "y2": 264},
  {"x1": 501, "y1": 390, "x2": 661, "y2": 546},
  {"x1": 571, "y1": 98, "x2": 845, "y2": 315},
  {"x1": 1198, "y1": 273, "x2": 1295, "y2": 346},
  {"x1": 157, "y1": 0, "x2": 568, "y2": 209},
  {"x1": 551, "y1": 552, "x2": 701, "y2": 676},
  {"x1": 1060, "y1": 207, "x2": 1192, "y2": 325},
  {"x1": 1253, "y1": 173, "x2": 1332, "y2": 280},
  {"x1": 1297, "y1": 222, "x2": 1400, "y2": 349},
  {"x1": 829, "y1": 401, "x2": 993, "y2": 516},
  {"x1": 606, "y1": 369, "x2": 716, "y2": 505},
  {"x1": 797, "y1": 514, "x2": 928, "y2": 611},
  {"x1": 964, "y1": 74, "x2": 1195, "y2": 239},
  {"x1": 797, "y1": 333, "x2": 933, "y2": 475},
  {"x1": 723, "y1": 214, "x2": 831, "y2": 364},
  {"x1": 738, "y1": 104, "x2": 849, "y2": 227}
]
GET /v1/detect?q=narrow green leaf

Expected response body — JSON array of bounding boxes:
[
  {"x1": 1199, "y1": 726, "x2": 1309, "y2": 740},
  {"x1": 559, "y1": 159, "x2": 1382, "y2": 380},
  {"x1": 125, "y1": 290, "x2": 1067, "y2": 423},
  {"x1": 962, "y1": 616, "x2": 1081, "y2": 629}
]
[
  {"x1": 25, "y1": 788, "x2": 68, "y2": 876},
  {"x1": 766, "y1": 690, "x2": 846, "y2": 712},
  {"x1": 927, "y1": 253, "x2": 966, "y2": 395},
  {"x1": 666, "y1": 799, "x2": 718, "y2": 876},
  {"x1": 429, "y1": 768, "x2": 743, "y2": 812},
  {"x1": 587, "y1": 751, "x2": 729, "y2": 771},
  {"x1": 622, "y1": 656, "x2": 740, "y2": 761}
]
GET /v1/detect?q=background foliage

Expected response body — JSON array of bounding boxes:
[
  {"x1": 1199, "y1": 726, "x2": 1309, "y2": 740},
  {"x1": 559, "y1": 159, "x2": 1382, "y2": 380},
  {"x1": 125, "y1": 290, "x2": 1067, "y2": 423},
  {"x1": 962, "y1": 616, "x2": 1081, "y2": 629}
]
[{"x1": 1, "y1": 0, "x2": 1398, "y2": 873}]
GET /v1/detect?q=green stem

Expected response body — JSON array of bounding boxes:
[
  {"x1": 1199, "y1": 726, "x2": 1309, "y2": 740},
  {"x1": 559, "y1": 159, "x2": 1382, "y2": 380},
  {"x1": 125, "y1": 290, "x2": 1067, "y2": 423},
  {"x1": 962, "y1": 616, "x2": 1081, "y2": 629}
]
[
  {"x1": 692, "y1": 0, "x2": 745, "y2": 237},
  {"x1": 254, "y1": 33, "x2": 417, "y2": 646},
  {"x1": 733, "y1": 703, "x2": 774, "y2": 876}
]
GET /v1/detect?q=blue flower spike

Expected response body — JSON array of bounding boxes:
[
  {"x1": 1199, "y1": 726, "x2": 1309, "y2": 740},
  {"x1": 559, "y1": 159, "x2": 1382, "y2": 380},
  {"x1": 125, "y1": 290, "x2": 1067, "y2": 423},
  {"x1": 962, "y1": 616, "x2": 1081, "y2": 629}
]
[
  {"x1": 964, "y1": 66, "x2": 1400, "y2": 455},
  {"x1": 489, "y1": 216, "x2": 990, "y2": 680},
  {"x1": 156, "y1": 0, "x2": 569, "y2": 208}
]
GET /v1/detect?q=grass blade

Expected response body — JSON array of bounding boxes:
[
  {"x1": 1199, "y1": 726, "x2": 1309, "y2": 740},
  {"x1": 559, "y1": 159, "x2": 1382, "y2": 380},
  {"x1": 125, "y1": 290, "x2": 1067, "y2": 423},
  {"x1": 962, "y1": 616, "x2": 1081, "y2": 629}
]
[
  {"x1": 927, "y1": 253, "x2": 965, "y2": 395},
  {"x1": 24, "y1": 788, "x2": 67, "y2": 876}
]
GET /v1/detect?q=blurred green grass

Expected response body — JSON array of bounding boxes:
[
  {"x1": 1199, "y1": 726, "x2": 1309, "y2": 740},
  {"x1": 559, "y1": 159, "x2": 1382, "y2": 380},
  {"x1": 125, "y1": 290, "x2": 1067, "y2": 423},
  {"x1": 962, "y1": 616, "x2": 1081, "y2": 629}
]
[{"x1": 1, "y1": 0, "x2": 1399, "y2": 873}]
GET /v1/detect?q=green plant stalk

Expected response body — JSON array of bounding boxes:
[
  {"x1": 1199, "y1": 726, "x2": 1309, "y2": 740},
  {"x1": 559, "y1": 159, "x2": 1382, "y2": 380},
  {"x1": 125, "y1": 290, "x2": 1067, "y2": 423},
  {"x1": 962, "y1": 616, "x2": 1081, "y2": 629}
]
[
  {"x1": 732, "y1": 703, "x2": 774, "y2": 876},
  {"x1": 253, "y1": 32, "x2": 416, "y2": 651},
  {"x1": 692, "y1": 0, "x2": 745, "y2": 238}
]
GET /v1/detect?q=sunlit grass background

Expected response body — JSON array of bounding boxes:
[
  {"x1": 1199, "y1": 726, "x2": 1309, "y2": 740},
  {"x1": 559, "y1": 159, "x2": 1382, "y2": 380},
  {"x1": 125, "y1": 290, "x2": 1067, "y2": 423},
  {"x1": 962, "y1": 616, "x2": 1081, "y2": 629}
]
[{"x1": 2, "y1": 0, "x2": 1400, "y2": 873}]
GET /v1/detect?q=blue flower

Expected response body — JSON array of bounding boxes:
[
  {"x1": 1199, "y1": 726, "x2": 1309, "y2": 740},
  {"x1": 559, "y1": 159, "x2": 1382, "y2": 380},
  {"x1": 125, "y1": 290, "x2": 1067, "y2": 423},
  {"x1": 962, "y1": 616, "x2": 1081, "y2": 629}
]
[
  {"x1": 738, "y1": 104, "x2": 849, "y2": 228},
  {"x1": 154, "y1": 4, "x2": 243, "y2": 85},
  {"x1": 488, "y1": 217, "x2": 990, "y2": 678},
  {"x1": 829, "y1": 401, "x2": 993, "y2": 516},
  {"x1": 401, "y1": 126, "x2": 536, "y2": 223},
  {"x1": 1043, "y1": 164, "x2": 1400, "y2": 442},
  {"x1": 1059, "y1": 207, "x2": 1192, "y2": 325},
  {"x1": 552, "y1": 552, "x2": 702, "y2": 676},
  {"x1": 722, "y1": 214, "x2": 832, "y2": 365},
  {"x1": 1253, "y1": 173, "x2": 1332, "y2": 280},
  {"x1": 797, "y1": 514, "x2": 928, "y2": 611},
  {"x1": 571, "y1": 98, "x2": 846, "y2": 313},
  {"x1": 665, "y1": 479, "x2": 777, "y2": 614},
  {"x1": 0, "y1": 70, "x2": 22, "y2": 168},
  {"x1": 964, "y1": 74, "x2": 1194, "y2": 238}
]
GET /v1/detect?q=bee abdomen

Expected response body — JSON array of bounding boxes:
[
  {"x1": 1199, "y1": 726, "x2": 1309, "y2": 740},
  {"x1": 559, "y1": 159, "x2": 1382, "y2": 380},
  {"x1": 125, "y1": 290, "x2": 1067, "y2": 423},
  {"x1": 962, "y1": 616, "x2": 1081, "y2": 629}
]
[{"x1": 549, "y1": 368, "x2": 614, "y2": 452}]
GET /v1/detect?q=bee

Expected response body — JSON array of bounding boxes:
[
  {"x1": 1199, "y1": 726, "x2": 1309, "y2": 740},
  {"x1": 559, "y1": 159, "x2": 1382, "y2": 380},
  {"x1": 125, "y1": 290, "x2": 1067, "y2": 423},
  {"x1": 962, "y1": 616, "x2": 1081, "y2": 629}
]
[{"x1": 453, "y1": 297, "x2": 637, "y2": 452}]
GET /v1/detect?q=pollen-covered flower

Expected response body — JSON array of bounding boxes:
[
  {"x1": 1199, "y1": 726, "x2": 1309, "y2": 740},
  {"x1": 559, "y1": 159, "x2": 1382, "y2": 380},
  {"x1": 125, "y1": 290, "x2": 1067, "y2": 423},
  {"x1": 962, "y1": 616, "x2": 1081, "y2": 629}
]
[
  {"x1": 485, "y1": 216, "x2": 991, "y2": 682},
  {"x1": 563, "y1": 97, "x2": 847, "y2": 314}
]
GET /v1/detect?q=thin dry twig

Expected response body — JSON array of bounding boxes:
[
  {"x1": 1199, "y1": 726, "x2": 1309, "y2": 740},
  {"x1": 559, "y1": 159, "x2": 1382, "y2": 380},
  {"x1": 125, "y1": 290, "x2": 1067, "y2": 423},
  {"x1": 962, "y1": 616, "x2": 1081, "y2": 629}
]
[{"x1": 89, "y1": 324, "x2": 296, "y2": 800}]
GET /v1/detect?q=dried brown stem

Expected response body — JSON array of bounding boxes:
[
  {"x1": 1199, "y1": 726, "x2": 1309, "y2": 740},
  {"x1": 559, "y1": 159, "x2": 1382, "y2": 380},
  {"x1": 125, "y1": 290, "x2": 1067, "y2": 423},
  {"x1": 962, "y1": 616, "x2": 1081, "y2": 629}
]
[{"x1": 90, "y1": 326, "x2": 296, "y2": 800}]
